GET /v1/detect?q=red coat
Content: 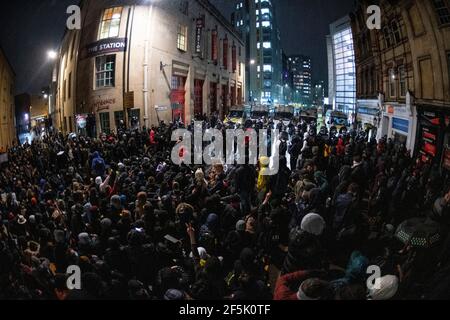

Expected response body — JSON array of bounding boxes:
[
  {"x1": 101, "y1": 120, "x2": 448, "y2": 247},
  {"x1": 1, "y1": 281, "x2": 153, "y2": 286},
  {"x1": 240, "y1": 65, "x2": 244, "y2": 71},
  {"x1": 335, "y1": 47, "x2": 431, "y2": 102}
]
[
  {"x1": 336, "y1": 138, "x2": 345, "y2": 156},
  {"x1": 150, "y1": 130, "x2": 156, "y2": 145},
  {"x1": 273, "y1": 270, "x2": 311, "y2": 300}
]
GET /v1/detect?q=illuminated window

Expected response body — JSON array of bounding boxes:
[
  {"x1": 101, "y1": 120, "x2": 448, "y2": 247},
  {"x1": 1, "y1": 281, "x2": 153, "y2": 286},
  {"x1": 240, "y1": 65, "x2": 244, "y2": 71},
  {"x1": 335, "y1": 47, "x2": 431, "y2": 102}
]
[
  {"x1": 98, "y1": 7, "x2": 123, "y2": 39},
  {"x1": 177, "y1": 24, "x2": 188, "y2": 52},
  {"x1": 261, "y1": 8, "x2": 270, "y2": 15},
  {"x1": 95, "y1": 55, "x2": 115, "y2": 88},
  {"x1": 263, "y1": 64, "x2": 272, "y2": 72},
  {"x1": 263, "y1": 42, "x2": 271, "y2": 49},
  {"x1": 262, "y1": 21, "x2": 271, "y2": 28}
]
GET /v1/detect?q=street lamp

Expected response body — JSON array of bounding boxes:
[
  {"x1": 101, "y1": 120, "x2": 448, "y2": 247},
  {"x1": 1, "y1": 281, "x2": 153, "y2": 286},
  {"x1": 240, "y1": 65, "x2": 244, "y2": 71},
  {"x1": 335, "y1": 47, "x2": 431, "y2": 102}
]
[
  {"x1": 250, "y1": 59, "x2": 255, "y2": 65},
  {"x1": 47, "y1": 50, "x2": 57, "y2": 60}
]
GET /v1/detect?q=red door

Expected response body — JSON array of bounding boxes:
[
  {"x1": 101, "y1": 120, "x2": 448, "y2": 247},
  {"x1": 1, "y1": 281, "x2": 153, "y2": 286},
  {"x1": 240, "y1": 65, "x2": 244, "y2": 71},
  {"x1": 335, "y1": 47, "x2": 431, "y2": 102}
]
[{"x1": 171, "y1": 76, "x2": 186, "y2": 123}]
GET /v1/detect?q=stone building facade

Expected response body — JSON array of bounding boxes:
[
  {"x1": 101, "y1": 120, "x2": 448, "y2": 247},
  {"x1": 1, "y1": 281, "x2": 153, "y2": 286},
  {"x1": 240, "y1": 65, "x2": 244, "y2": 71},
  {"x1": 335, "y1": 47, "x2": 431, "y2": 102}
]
[
  {"x1": 351, "y1": 0, "x2": 450, "y2": 166},
  {"x1": 54, "y1": 0, "x2": 245, "y2": 135},
  {"x1": 0, "y1": 46, "x2": 15, "y2": 152}
]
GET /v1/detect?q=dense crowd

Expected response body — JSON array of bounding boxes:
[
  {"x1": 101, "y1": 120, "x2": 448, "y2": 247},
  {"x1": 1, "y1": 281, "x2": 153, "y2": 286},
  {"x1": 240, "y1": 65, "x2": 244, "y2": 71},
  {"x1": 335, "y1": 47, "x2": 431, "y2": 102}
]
[{"x1": 1, "y1": 117, "x2": 449, "y2": 300}]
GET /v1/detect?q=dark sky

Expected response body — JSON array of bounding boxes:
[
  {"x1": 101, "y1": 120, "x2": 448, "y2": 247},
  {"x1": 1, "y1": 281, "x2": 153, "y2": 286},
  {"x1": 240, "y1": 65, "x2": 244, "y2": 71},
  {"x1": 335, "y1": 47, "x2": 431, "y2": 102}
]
[{"x1": 0, "y1": 0, "x2": 355, "y2": 95}]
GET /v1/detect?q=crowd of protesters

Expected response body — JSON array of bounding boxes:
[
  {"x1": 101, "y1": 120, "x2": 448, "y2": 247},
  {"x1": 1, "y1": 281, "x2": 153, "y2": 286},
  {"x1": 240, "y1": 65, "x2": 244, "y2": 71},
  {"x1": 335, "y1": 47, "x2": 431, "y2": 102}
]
[{"x1": 0, "y1": 116, "x2": 449, "y2": 300}]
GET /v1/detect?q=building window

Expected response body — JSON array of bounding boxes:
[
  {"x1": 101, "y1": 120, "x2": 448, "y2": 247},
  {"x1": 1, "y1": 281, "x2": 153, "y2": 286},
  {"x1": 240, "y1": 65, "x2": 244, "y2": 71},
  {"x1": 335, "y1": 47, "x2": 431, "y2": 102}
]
[
  {"x1": 114, "y1": 111, "x2": 124, "y2": 129},
  {"x1": 128, "y1": 109, "x2": 140, "y2": 129},
  {"x1": 333, "y1": 27, "x2": 356, "y2": 115},
  {"x1": 432, "y1": 0, "x2": 450, "y2": 25},
  {"x1": 383, "y1": 26, "x2": 392, "y2": 48},
  {"x1": 99, "y1": 112, "x2": 110, "y2": 134},
  {"x1": 95, "y1": 55, "x2": 116, "y2": 88},
  {"x1": 399, "y1": 66, "x2": 407, "y2": 97},
  {"x1": 98, "y1": 7, "x2": 123, "y2": 40},
  {"x1": 389, "y1": 68, "x2": 397, "y2": 98},
  {"x1": 177, "y1": 24, "x2": 188, "y2": 52},
  {"x1": 68, "y1": 72, "x2": 72, "y2": 99},
  {"x1": 391, "y1": 20, "x2": 402, "y2": 44},
  {"x1": 179, "y1": 0, "x2": 189, "y2": 15}
]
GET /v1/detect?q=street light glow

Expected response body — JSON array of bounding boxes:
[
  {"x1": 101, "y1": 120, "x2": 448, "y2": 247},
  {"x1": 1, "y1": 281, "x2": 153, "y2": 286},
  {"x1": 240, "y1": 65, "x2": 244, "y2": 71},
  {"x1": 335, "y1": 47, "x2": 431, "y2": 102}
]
[
  {"x1": 47, "y1": 50, "x2": 57, "y2": 60},
  {"x1": 250, "y1": 59, "x2": 255, "y2": 65}
]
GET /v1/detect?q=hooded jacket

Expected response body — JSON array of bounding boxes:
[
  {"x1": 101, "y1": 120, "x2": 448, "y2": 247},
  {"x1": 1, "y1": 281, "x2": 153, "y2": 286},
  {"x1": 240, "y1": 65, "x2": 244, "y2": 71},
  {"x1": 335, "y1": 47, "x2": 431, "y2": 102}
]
[{"x1": 91, "y1": 152, "x2": 106, "y2": 177}]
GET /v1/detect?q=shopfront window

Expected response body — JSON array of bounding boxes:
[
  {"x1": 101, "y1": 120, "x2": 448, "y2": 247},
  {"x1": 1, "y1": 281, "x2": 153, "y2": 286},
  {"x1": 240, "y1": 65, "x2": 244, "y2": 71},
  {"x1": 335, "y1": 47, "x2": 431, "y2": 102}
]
[
  {"x1": 114, "y1": 111, "x2": 124, "y2": 130},
  {"x1": 128, "y1": 109, "x2": 140, "y2": 130},
  {"x1": 393, "y1": 132, "x2": 407, "y2": 146},
  {"x1": 99, "y1": 112, "x2": 110, "y2": 134},
  {"x1": 98, "y1": 7, "x2": 123, "y2": 40}
]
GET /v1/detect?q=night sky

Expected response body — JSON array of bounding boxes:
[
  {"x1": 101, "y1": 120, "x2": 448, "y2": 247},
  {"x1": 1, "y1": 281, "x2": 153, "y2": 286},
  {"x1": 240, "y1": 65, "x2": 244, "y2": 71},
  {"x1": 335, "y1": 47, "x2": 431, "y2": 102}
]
[{"x1": 0, "y1": 0, "x2": 355, "y2": 95}]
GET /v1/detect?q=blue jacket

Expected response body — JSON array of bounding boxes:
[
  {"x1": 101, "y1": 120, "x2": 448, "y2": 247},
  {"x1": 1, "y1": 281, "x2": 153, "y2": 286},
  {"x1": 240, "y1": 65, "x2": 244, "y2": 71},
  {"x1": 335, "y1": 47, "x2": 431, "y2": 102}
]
[{"x1": 91, "y1": 152, "x2": 106, "y2": 176}]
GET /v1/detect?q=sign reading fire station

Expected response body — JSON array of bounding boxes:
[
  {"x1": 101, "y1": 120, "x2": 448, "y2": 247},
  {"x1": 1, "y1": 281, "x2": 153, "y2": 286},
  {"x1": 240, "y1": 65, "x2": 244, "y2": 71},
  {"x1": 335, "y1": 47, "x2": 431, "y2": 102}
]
[{"x1": 84, "y1": 38, "x2": 127, "y2": 58}]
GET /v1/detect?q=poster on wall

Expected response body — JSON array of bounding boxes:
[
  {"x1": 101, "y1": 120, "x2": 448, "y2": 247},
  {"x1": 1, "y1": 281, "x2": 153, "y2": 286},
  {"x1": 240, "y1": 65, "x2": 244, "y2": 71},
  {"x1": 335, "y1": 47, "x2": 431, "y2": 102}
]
[
  {"x1": 76, "y1": 114, "x2": 87, "y2": 129},
  {"x1": 421, "y1": 126, "x2": 438, "y2": 158}
]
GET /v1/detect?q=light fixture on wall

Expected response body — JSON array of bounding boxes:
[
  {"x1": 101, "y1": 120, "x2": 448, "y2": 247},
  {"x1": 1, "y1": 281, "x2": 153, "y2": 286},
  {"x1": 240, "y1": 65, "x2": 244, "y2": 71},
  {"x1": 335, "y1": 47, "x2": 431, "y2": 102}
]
[
  {"x1": 390, "y1": 68, "x2": 396, "y2": 80},
  {"x1": 160, "y1": 62, "x2": 169, "y2": 71}
]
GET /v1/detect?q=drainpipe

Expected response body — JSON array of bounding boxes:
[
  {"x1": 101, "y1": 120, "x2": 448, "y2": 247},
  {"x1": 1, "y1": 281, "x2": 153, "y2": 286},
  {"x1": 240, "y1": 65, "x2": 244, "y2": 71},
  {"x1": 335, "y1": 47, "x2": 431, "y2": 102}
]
[{"x1": 143, "y1": 4, "x2": 154, "y2": 128}]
